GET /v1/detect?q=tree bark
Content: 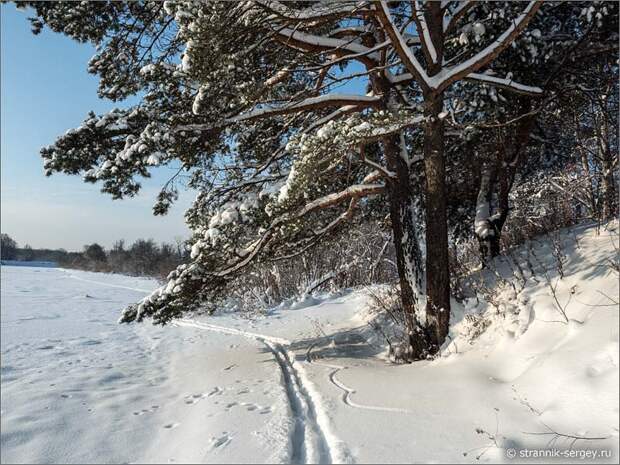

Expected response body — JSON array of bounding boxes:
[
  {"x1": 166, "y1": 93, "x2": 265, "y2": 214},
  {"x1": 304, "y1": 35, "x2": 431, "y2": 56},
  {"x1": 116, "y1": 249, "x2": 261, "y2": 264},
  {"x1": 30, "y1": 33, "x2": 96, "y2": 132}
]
[
  {"x1": 423, "y1": 93, "x2": 451, "y2": 349},
  {"x1": 600, "y1": 153, "x2": 617, "y2": 220},
  {"x1": 422, "y1": 3, "x2": 450, "y2": 351},
  {"x1": 383, "y1": 135, "x2": 429, "y2": 360},
  {"x1": 475, "y1": 164, "x2": 497, "y2": 261},
  {"x1": 597, "y1": 105, "x2": 618, "y2": 220},
  {"x1": 476, "y1": 97, "x2": 536, "y2": 262}
]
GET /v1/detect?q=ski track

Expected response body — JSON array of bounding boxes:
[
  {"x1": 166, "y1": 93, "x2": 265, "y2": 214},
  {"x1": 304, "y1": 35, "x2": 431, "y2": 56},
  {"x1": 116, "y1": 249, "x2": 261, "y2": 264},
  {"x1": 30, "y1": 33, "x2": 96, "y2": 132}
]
[
  {"x1": 175, "y1": 319, "x2": 349, "y2": 464},
  {"x1": 53, "y1": 272, "x2": 405, "y2": 455},
  {"x1": 309, "y1": 358, "x2": 414, "y2": 415},
  {"x1": 63, "y1": 271, "x2": 153, "y2": 293}
]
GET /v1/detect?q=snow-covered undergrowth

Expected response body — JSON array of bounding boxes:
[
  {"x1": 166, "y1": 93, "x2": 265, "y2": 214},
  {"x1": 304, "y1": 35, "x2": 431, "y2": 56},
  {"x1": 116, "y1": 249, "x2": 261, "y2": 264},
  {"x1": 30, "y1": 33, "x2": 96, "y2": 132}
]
[
  {"x1": 319, "y1": 221, "x2": 619, "y2": 463},
  {"x1": 1, "y1": 222, "x2": 618, "y2": 464}
]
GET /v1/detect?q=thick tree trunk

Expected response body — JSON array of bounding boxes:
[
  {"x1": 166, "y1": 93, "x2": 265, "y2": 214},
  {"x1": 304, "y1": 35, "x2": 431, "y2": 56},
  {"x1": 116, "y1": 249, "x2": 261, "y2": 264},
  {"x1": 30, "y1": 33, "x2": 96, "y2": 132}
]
[
  {"x1": 476, "y1": 164, "x2": 508, "y2": 261},
  {"x1": 491, "y1": 174, "x2": 511, "y2": 256},
  {"x1": 475, "y1": 164, "x2": 497, "y2": 261},
  {"x1": 476, "y1": 97, "x2": 536, "y2": 262},
  {"x1": 578, "y1": 149, "x2": 597, "y2": 217},
  {"x1": 383, "y1": 135, "x2": 429, "y2": 360},
  {"x1": 600, "y1": 155, "x2": 617, "y2": 220},
  {"x1": 598, "y1": 113, "x2": 618, "y2": 220},
  {"x1": 423, "y1": 93, "x2": 451, "y2": 350},
  {"x1": 422, "y1": 3, "x2": 450, "y2": 351}
]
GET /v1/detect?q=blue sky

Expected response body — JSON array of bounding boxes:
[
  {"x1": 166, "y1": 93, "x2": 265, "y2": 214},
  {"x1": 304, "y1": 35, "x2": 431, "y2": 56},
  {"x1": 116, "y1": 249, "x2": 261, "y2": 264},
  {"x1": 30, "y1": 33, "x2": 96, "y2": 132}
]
[{"x1": 1, "y1": 4, "x2": 192, "y2": 251}]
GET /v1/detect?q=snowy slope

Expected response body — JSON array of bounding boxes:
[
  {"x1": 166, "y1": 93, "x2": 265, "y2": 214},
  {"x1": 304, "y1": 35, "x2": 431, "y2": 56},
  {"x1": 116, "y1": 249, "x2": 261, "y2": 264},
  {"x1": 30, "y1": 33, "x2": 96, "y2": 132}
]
[
  {"x1": 178, "y1": 221, "x2": 619, "y2": 463},
  {"x1": 1, "y1": 222, "x2": 618, "y2": 464}
]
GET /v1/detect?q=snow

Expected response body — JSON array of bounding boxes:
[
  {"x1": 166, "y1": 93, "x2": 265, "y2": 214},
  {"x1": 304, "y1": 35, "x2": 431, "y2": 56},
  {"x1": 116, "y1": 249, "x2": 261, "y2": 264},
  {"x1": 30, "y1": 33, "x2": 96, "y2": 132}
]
[
  {"x1": 413, "y1": 1, "x2": 437, "y2": 64},
  {"x1": 2, "y1": 222, "x2": 618, "y2": 463},
  {"x1": 230, "y1": 94, "x2": 381, "y2": 123},
  {"x1": 275, "y1": 28, "x2": 380, "y2": 62},
  {"x1": 433, "y1": 1, "x2": 541, "y2": 90},
  {"x1": 146, "y1": 154, "x2": 160, "y2": 166},
  {"x1": 277, "y1": 166, "x2": 297, "y2": 203},
  {"x1": 377, "y1": 1, "x2": 431, "y2": 88},
  {"x1": 1, "y1": 267, "x2": 292, "y2": 464},
  {"x1": 257, "y1": 1, "x2": 361, "y2": 22},
  {"x1": 473, "y1": 22, "x2": 486, "y2": 38}
]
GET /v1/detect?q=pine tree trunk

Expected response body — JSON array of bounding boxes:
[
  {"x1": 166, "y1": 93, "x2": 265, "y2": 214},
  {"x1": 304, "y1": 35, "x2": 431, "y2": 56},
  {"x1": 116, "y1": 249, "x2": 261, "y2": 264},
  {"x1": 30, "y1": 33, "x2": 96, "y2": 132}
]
[
  {"x1": 579, "y1": 150, "x2": 597, "y2": 217},
  {"x1": 475, "y1": 164, "x2": 496, "y2": 262},
  {"x1": 421, "y1": 3, "x2": 451, "y2": 351},
  {"x1": 600, "y1": 155, "x2": 617, "y2": 220},
  {"x1": 383, "y1": 135, "x2": 429, "y2": 360},
  {"x1": 423, "y1": 93, "x2": 451, "y2": 350},
  {"x1": 477, "y1": 97, "x2": 536, "y2": 262},
  {"x1": 491, "y1": 174, "x2": 510, "y2": 257},
  {"x1": 598, "y1": 112, "x2": 617, "y2": 220}
]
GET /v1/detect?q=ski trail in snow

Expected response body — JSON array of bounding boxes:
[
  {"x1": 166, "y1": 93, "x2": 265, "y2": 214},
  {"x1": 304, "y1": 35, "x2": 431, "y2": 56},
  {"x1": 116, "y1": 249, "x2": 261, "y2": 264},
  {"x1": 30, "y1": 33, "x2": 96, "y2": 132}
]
[
  {"x1": 265, "y1": 340, "x2": 327, "y2": 464},
  {"x1": 62, "y1": 271, "x2": 153, "y2": 293},
  {"x1": 175, "y1": 319, "x2": 291, "y2": 345},
  {"x1": 308, "y1": 358, "x2": 414, "y2": 415},
  {"x1": 174, "y1": 319, "x2": 351, "y2": 464}
]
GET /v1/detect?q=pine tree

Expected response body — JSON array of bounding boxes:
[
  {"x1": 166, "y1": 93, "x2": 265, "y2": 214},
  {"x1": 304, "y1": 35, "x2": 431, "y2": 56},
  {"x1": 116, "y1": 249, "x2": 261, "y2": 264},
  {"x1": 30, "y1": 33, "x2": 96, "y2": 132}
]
[{"x1": 20, "y1": 1, "x2": 617, "y2": 358}]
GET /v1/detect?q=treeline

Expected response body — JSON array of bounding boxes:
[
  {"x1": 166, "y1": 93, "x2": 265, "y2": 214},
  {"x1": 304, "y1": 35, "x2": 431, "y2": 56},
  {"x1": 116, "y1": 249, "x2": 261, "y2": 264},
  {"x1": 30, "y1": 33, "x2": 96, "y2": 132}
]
[{"x1": 0, "y1": 233, "x2": 187, "y2": 279}]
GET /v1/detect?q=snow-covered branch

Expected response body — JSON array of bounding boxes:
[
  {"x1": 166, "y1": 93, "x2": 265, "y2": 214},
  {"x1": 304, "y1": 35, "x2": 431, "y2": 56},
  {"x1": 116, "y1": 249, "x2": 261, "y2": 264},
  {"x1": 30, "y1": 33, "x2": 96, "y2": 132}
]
[
  {"x1": 229, "y1": 94, "x2": 382, "y2": 123},
  {"x1": 256, "y1": 0, "x2": 367, "y2": 22},
  {"x1": 374, "y1": 1, "x2": 432, "y2": 92},
  {"x1": 435, "y1": 1, "x2": 543, "y2": 92},
  {"x1": 212, "y1": 183, "x2": 384, "y2": 277},
  {"x1": 390, "y1": 70, "x2": 543, "y2": 96},
  {"x1": 464, "y1": 73, "x2": 543, "y2": 96},
  {"x1": 443, "y1": 0, "x2": 475, "y2": 34},
  {"x1": 274, "y1": 27, "x2": 380, "y2": 66},
  {"x1": 412, "y1": 1, "x2": 438, "y2": 65}
]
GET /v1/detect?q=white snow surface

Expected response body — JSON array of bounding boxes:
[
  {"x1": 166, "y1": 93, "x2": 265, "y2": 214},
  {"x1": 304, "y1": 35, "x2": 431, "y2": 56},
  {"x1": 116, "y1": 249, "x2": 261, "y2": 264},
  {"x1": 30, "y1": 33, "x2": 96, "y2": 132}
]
[{"x1": 2, "y1": 222, "x2": 619, "y2": 463}]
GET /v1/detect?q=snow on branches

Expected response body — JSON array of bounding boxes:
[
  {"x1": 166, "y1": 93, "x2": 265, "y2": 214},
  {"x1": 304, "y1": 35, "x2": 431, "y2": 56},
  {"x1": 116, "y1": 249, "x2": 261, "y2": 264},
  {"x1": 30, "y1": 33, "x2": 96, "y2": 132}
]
[{"x1": 22, "y1": 0, "x2": 617, "y2": 333}]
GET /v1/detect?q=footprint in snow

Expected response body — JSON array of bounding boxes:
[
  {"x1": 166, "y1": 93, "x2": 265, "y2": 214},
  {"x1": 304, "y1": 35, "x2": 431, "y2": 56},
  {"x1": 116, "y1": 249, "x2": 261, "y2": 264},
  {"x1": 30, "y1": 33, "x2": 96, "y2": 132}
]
[
  {"x1": 207, "y1": 387, "x2": 223, "y2": 397},
  {"x1": 184, "y1": 394, "x2": 204, "y2": 405},
  {"x1": 240, "y1": 402, "x2": 272, "y2": 414},
  {"x1": 208, "y1": 433, "x2": 232, "y2": 451},
  {"x1": 241, "y1": 403, "x2": 258, "y2": 411},
  {"x1": 133, "y1": 405, "x2": 160, "y2": 415}
]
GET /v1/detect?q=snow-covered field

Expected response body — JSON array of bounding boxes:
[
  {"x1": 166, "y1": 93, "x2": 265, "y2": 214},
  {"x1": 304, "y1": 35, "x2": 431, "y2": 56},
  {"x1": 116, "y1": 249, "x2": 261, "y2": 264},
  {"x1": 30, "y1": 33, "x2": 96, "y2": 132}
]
[{"x1": 1, "y1": 223, "x2": 618, "y2": 464}]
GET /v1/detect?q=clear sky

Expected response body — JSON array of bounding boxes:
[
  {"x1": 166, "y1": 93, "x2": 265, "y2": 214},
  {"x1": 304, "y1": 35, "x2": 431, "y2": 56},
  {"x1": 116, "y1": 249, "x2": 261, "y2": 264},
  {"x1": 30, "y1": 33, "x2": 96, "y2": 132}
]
[{"x1": 1, "y1": 4, "x2": 193, "y2": 251}]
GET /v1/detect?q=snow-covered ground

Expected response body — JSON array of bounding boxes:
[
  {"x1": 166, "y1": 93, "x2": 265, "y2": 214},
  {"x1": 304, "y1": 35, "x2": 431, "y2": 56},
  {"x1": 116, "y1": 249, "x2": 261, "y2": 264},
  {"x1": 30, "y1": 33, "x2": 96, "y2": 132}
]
[
  {"x1": 1, "y1": 222, "x2": 618, "y2": 464},
  {"x1": 1, "y1": 268, "x2": 291, "y2": 464}
]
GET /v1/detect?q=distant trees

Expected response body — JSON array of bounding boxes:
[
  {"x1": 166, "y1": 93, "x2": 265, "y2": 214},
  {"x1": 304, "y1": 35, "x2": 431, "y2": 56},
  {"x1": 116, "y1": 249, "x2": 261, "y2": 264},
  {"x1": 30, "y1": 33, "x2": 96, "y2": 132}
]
[
  {"x1": 108, "y1": 240, "x2": 128, "y2": 272},
  {"x1": 1, "y1": 234, "x2": 18, "y2": 260},
  {"x1": 1, "y1": 235, "x2": 186, "y2": 279},
  {"x1": 21, "y1": 245, "x2": 34, "y2": 261},
  {"x1": 78, "y1": 239, "x2": 187, "y2": 277},
  {"x1": 83, "y1": 243, "x2": 107, "y2": 269}
]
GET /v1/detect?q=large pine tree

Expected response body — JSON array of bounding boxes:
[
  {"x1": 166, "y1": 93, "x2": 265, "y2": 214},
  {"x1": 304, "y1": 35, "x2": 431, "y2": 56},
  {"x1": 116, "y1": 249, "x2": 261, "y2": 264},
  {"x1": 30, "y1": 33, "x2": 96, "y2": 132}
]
[{"x1": 20, "y1": 1, "x2": 617, "y2": 358}]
